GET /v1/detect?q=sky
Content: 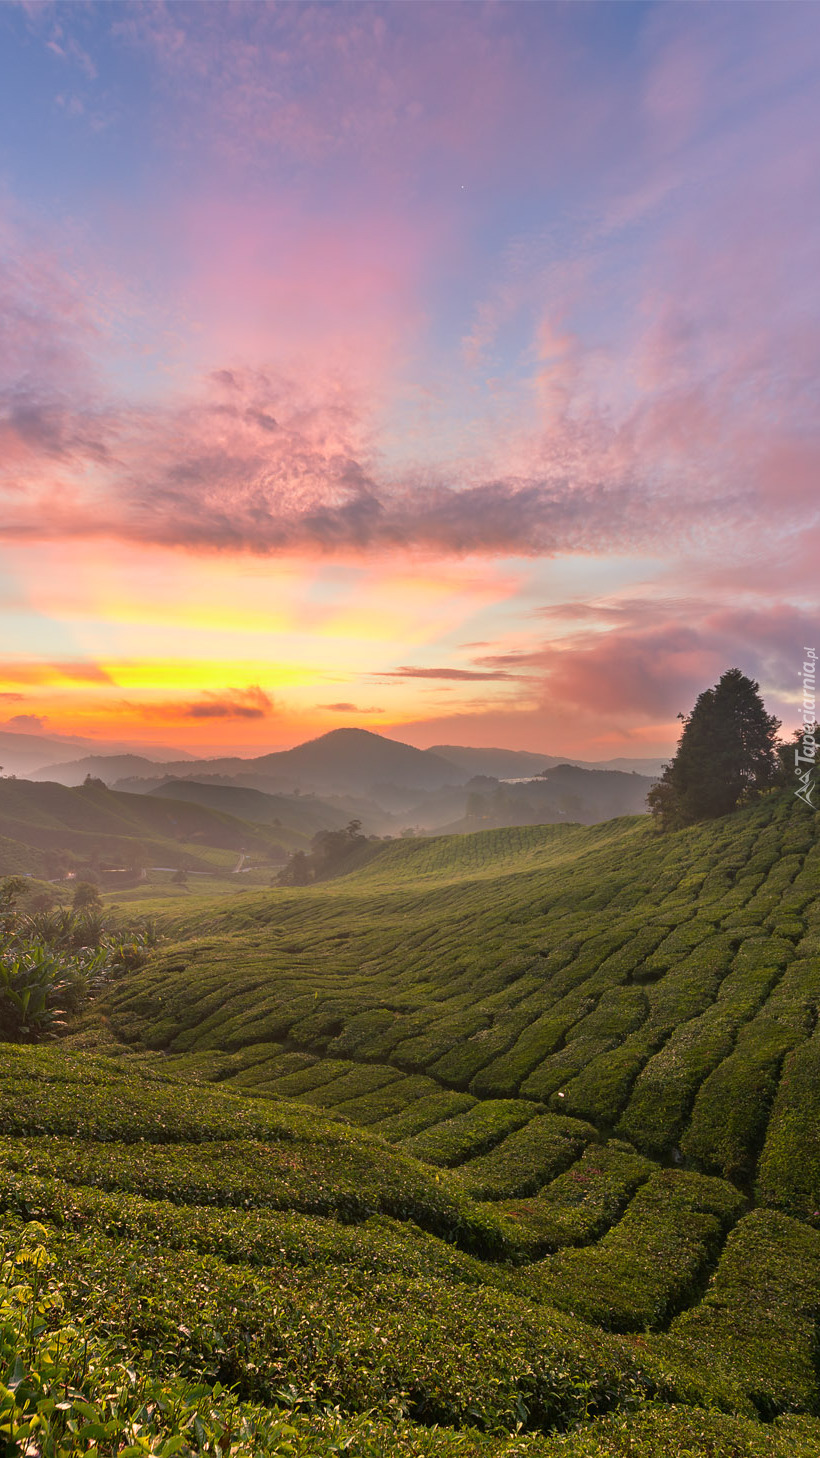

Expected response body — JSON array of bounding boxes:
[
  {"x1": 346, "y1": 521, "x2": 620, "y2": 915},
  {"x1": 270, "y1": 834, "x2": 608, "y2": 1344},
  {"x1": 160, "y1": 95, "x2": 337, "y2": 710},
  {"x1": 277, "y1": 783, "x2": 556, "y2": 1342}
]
[{"x1": 0, "y1": 0, "x2": 818, "y2": 760}]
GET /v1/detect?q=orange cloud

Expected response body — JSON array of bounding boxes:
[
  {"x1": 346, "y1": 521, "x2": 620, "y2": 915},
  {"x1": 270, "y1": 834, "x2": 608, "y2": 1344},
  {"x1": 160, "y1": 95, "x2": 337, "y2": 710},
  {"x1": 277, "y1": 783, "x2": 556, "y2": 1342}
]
[
  {"x1": 377, "y1": 665, "x2": 521, "y2": 681},
  {"x1": 132, "y1": 685, "x2": 275, "y2": 722}
]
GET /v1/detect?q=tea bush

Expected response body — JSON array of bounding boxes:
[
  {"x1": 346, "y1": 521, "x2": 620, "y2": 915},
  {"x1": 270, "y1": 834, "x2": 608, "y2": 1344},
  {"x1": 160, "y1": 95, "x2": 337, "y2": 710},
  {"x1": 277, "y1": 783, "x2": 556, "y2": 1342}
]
[
  {"x1": 756, "y1": 1032, "x2": 820, "y2": 1219},
  {"x1": 656, "y1": 1209, "x2": 820, "y2": 1415},
  {"x1": 400, "y1": 1101, "x2": 537, "y2": 1168},
  {"x1": 491, "y1": 1147, "x2": 653, "y2": 1251},
  {"x1": 520, "y1": 1171, "x2": 744, "y2": 1331},
  {"x1": 450, "y1": 1115, "x2": 596, "y2": 1202}
]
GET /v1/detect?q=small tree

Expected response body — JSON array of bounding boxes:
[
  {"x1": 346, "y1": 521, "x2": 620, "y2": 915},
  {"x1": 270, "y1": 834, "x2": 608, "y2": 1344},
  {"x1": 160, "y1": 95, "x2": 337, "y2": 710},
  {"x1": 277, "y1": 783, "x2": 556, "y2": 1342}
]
[
  {"x1": 649, "y1": 668, "x2": 780, "y2": 830},
  {"x1": 0, "y1": 877, "x2": 29, "y2": 911},
  {"x1": 278, "y1": 850, "x2": 311, "y2": 887},
  {"x1": 72, "y1": 880, "x2": 102, "y2": 912},
  {"x1": 277, "y1": 821, "x2": 369, "y2": 886}
]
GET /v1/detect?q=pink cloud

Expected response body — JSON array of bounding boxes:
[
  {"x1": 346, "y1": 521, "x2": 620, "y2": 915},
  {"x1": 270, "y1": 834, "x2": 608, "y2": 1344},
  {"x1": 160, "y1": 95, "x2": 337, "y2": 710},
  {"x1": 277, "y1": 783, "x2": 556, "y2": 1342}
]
[
  {"x1": 1, "y1": 3, "x2": 818, "y2": 586},
  {"x1": 111, "y1": 3, "x2": 573, "y2": 186},
  {"x1": 454, "y1": 599, "x2": 816, "y2": 753}
]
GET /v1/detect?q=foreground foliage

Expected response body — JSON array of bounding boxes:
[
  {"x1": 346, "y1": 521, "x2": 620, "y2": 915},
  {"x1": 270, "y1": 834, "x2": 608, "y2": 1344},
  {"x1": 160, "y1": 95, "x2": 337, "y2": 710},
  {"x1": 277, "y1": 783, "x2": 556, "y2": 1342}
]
[
  {"x1": 1, "y1": 1046, "x2": 820, "y2": 1455},
  {"x1": 0, "y1": 889, "x2": 157, "y2": 1042}
]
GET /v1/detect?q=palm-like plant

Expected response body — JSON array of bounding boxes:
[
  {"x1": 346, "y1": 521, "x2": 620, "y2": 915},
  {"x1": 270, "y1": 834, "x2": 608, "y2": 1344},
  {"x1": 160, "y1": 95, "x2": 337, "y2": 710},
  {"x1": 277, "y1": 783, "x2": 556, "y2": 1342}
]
[
  {"x1": 0, "y1": 947, "x2": 70, "y2": 1041},
  {"x1": 0, "y1": 905, "x2": 158, "y2": 1042}
]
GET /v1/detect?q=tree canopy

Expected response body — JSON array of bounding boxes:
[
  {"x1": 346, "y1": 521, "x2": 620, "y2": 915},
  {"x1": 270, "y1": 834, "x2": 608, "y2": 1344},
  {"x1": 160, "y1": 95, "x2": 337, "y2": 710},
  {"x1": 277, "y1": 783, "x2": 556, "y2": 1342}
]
[
  {"x1": 648, "y1": 668, "x2": 780, "y2": 830},
  {"x1": 277, "y1": 820, "x2": 370, "y2": 885}
]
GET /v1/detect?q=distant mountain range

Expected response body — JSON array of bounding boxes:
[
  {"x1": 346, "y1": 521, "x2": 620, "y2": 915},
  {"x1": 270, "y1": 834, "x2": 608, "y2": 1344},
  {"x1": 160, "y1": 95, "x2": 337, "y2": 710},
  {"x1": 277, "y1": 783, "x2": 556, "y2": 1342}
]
[
  {"x1": 29, "y1": 727, "x2": 666, "y2": 793},
  {"x1": 437, "y1": 762, "x2": 657, "y2": 832},
  {"x1": 0, "y1": 729, "x2": 196, "y2": 779},
  {"x1": 428, "y1": 744, "x2": 668, "y2": 779},
  {"x1": 0, "y1": 729, "x2": 664, "y2": 879},
  {"x1": 32, "y1": 730, "x2": 466, "y2": 793}
]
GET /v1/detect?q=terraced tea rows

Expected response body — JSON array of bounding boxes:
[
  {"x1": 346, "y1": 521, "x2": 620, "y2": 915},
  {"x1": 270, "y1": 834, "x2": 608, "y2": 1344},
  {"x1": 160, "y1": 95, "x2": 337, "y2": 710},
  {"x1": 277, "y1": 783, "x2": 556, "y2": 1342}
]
[
  {"x1": 110, "y1": 796, "x2": 820, "y2": 1222},
  {"x1": 3, "y1": 793, "x2": 820, "y2": 1455},
  {"x1": 3, "y1": 1047, "x2": 820, "y2": 1457}
]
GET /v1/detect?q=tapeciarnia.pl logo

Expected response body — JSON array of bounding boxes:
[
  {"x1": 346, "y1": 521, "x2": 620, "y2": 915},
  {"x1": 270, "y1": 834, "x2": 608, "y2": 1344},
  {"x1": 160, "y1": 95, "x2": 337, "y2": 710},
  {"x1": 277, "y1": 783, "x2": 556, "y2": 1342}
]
[{"x1": 795, "y1": 647, "x2": 817, "y2": 808}]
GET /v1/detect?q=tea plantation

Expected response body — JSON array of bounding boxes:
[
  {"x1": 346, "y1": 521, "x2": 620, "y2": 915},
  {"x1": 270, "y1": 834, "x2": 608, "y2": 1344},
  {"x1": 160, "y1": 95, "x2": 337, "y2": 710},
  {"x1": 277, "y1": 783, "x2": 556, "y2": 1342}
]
[{"x1": 2, "y1": 791, "x2": 820, "y2": 1455}]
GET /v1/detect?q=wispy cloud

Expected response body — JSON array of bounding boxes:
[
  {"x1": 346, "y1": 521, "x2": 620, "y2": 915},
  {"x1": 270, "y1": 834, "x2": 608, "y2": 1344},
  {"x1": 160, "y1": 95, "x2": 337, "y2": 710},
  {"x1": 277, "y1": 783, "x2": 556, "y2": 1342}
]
[
  {"x1": 1, "y1": 2, "x2": 819, "y2": 755},
  {"x1": 6, "y1": 711, "x2": 46, "y2": 728},
  {"x1": 378, "y1": 666, "x2": 520, "y2": 682},
  {"x1": 132, "y1": 685, "x2": 275, "y2": 722},
  {"x1": 320, "y1": 702, "x2": 386, "y2": 716},
  {"x1": 182, "y1": 685, "x2": 274, "y2": 720}
]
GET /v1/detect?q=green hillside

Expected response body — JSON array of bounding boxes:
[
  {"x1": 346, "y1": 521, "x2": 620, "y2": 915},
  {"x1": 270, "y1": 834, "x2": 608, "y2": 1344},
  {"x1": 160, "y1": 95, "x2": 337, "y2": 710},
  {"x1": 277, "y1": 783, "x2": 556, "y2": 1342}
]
[
  {"x1": 147, "y1": 778, "x2": 360, "y2": 837},
  {"x1": 107, "y1": 794, "x2": 820, "y2": 1216},
  {"x1": 0, "y1": 776, "x2": 307, "y2": 875},
  {"x1": 2, "y1": 791, "x2": 820, "y2": 1455}
]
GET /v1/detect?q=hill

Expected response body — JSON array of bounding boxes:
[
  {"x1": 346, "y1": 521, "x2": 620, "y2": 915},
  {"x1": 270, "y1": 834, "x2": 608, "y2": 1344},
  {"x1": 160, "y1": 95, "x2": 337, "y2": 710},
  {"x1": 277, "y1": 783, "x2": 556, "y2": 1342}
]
[
  {"x1": 30, "y1": 731, "x2": 665, "y2": 794},
  {"x1": 0, "y1": 732, "x2": 196, "y2": 779},
  {"x1": 147, "y1": 778, "x2": 364, "y2": 837},
  {"x1": 30, "y1": 751, "x2": 235, "y2": 788},
  {"x1": 27, "y1": 730, "x2": 661, "y2": 830},
  {"x1": 3, "y1": 791, "x2": 820, "y2": 1456},
  {"x1": 429, "y1": 745, "x2": 563, "y2": 778},
  {"x1": 26, "y1": 752, "x2": 184, "y2": 786},
  {"x1": 0, "y1": 729, "x2": 100, "y2": 777},
  {"x1": 250, "y1": 727, "x2": 464, "y2": 792},
  {"x1": 0, "y1": 776, "x2": 308, "y2": 876},
  {"x1": 438, "y1": 764, "x2": 655, "y2": 831},
  {"x1": 431, "y1": 745, "x2": 668, "y2": 779},
  {"x1": 2, "y1": 1043, "x2": 820, "y2": 1457},
  {"x1": 107, "y1": 792, "x2": 820, "y2": 1217}
]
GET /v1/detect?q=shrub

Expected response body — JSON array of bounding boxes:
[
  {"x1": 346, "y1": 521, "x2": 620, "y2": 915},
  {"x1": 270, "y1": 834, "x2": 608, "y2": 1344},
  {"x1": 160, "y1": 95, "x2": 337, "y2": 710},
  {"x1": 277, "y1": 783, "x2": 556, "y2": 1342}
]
[
  {"x1": 521, "y1": 1171, "x2": 744, "y2": 1332},
  {"x1": 681, "y1": 1018, "x2": 799, "y2": 1184},
  {"x1": 492, "y1": 1146, "x2": 653, "y2": 1251},
  {"x1": 401, "y1": 1101, "x2": 536, "y2": 1168},
  {"x1": 755, "y1": 1033, "x2": 820, "y2": 1220},
  {"x1": 655, "y1": 1209, "x2": 820, "y2": 1416},
  {"x1": 450, "y1": 1115, "x2": 596, "y2": 1201}
]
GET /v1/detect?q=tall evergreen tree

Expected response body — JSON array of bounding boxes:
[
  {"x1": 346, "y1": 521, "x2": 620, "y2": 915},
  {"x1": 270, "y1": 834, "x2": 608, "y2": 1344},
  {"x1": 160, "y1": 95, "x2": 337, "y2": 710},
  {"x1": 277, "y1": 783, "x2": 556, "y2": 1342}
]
[{"x1": 648, "y1": 668, "x2": 780, "y2": 830}]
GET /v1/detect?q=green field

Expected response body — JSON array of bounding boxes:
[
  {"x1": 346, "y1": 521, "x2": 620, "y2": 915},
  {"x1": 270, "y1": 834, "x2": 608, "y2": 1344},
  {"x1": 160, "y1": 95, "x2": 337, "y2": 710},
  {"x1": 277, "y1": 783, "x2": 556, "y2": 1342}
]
[{"x1": 2, "y1": 790, "x2": 820, "y2": 1455}]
